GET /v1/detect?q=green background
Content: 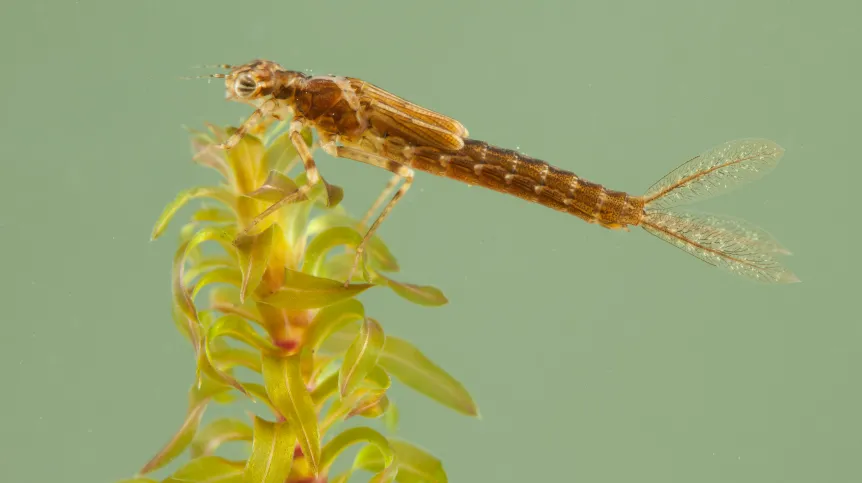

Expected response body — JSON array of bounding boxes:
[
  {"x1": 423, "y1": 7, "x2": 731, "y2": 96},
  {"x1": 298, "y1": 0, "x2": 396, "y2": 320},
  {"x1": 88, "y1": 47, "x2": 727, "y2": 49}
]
[{"x1": 2, "y1": 0, "x2": 859, "y2": 482}]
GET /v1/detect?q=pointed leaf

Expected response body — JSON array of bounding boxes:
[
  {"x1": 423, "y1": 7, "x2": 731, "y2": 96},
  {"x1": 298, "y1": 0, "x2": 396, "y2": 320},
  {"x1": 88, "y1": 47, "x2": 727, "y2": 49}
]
[
  {"x1": 207, "y1": 315, "x2": 277, "y2": 355},
  {"x1": 321, "y1": 427, "x2": 396, "y2": 483},
  {"x1": 209, "y1": 347, "x2": 262, "y2": 373},
  {"x1": 306, "y1": 212, "x2": 400, "y2": 272},
  {"x1": 373, "y1": 272, "x2": 448, "y2": 307},
  {"x1": 261, "y1": 354, "x2": 320, "y2": 475},
  {"x1": 244, "y1": 416, "x2": 296, "y2": 483},
  {"x1": 189, "y1": 129, "x2": 231, "y2": 178},
  {"x1": 191, "y1": 418, "x2": 254, "y2": 458},
  {"x1": 138, "y1": 403, "x2": 207, "y2": 474},
  {"x1": 263, "y1": 125, "x2": 312, "y2": 173},
  {"x1": 354, "y1": 438, "x2": 447, "y2": 483},
  {"x1": 183, "y1": 256, "x2": 235, "y2": 286},
  {"x1": 243, "y1": 170, "x2": 299, "y2": 204},
  {"x1": 307, "y1": 299, "x2": 365, "y2": 349},
  {"x1": 190, "y1": 372, "x2": 235, "y2": 408},
  {"x1": 339, "y1": 318, "x2": 385, "y2": 397},
  {"x1": 302, "y1": 226, "x2": 363, "y2": 276},
  {"x1": 225, "y1": 130, "x2": 265, "y2": 194},
  {"x1": 320, "y1": 368, "x2": 392, "y2": 430},
  {"x1": 234, "y1": 225, "x2": 275, "y2": 302},
  {"x1": 163, "y1": 456, "x2": 244, "y2": 483},
  {"x1": 383, "y1": 399, "x2": 400, "y2": 432},
  {"x1": 209, "y1": 285, "x2": 263, "y2": 325},
  {"x1": 192, "y1": 207, "x2": 235, "y2": 223},
  {"x1": 260, "y1": 269, "x2": 374, "y2": 310},
  {"x1": 349, "y1": 393, "x2": 390, "y2": 419},
  {"x1": 379, "y1": 337, "x2": 479, "y2": 417},
  {"x1": 319, "y1": 253, "x2": 372, "y2": 284},
  {"x1": 243, "y1": 383, "x2": 280, "y2": 417},
  {"x1": 190, "y1": 267, "x2": 243, "y2": 300},
  {"x1": 151, "y1": 187, "x2": 237, "y2": 240}
]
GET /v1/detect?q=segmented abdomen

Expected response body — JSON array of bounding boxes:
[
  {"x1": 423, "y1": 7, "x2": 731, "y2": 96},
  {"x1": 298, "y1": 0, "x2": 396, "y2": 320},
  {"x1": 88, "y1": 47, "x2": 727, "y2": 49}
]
[{"x1": 405, "y1": 139, "x2": 644, "y2": 228}]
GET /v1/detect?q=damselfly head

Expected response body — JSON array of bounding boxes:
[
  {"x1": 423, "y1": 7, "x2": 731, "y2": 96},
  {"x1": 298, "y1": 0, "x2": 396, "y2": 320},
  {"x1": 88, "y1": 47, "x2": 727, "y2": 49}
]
[{"x1": 221, "y1": 59, "x2": 285, "y2": 102}]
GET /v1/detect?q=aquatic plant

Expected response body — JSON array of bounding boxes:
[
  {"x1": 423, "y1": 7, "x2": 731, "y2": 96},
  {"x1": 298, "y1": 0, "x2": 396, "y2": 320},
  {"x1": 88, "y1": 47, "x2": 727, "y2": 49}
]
[{"x1": 120, "y1": 121, "x2": 478, "y2": 483}]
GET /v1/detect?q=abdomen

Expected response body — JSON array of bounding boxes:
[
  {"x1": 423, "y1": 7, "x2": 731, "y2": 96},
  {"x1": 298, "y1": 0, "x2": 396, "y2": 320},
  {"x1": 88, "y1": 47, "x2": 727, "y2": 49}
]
[{"x1": 405, "y1": 138, "x2": 645, "y2": 228}]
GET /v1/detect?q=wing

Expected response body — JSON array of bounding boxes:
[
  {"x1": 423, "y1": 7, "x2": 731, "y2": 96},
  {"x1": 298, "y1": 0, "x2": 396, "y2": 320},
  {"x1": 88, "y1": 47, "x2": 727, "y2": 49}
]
[
  {"x1": 641, "y1": 208, "x2": 798, "y2": 283},
  {"x1": 643, "y1": 138, "x2": 784, "y2": 210},
  {"x1": 348, "y1": 77, "x2": 469, "y2": 151}
]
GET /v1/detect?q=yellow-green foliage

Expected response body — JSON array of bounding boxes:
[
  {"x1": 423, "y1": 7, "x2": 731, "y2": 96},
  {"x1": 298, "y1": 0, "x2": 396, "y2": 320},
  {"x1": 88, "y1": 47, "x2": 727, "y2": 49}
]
[{"x1": 123, "y1": 122, "x2": 479, "y2": 483}]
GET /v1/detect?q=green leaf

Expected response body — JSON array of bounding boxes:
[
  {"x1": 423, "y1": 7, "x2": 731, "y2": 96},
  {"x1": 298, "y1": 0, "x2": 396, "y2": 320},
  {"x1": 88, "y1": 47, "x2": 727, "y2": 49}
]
[
  {"x1": 243, "y1": 383, "x2": 280, "y2": 417},
  {"x1": 138, "y1": 402, "x2": 207, "y2": 474},
  {"x1": 115, "y1": 479, "x2": 158, "y2": 483},
  {"x1": 304, "y1": 299, "x2": 366, "y2": 354},
  {"x1": 244, "y1": 416, "x2": 296, "y2": 483},
  {"x1": 209, "y1": 346, "x2": 261, "y2": 373},
  {"x1": 243, "y1": 170, "x2": 300, "y2": 204},
  {"x1": 354, "y1": 438, "x2": 447, "y2": 483},
  {"x1": 151, "y1": 187, "x2": 237, "y2": 240},
  {"x1": 209, "y1": 286, "x2": 262, "y2": 325},
  {"x1": 320, "y1": 368, "x2": 392, "y2": 430},
  {"x1": 190, "y1": 372, "x2": 235, "y2": 407},
  {"x1": 260, "y1": 269, "x2": 374, "y2": 310},
  {"x1": 190, "y1": 267, "x2": 243, "y2": 300},
  {"x1": 306, "y1": 212, "x2": 400, "y2": 272},
  {"x1": 321, "y1": 427, "x2": 396, "y2": 483},
  {"x1": 349, "y1": 393, "x2": 390, "y2": 420},
  {"x1": 383, "y1": 399, "x2": 400, "y2": 432},
  {"x1": 234, "y1": 224, "x2": 275, "y2": 302},
  {"x1": 189, "y1": 128, "x2": 231, "y2": 179},
  {"x1": 190, "y1": 417, "x2": 253, "y2": 458},
  {"x1": 225, "y1": 130, "x2": 265, "y2": 195},
  {"x1": 379, "y1": 337, "x2": 479, "y2": 417},
  {"x1": 262, "y1": 125, "x2": 312, "y2": 174},
  {"x1": 340, "y1": 318, "x2": 385, "y2": 397},
  {"x1": 261, "y1": 353, "x2": 321, "y2": 475},
  {"x1": 197, "y1": 313, "x2": 273, "y2": 397},
  {"x1": 163, "y1": 456, "x2": 244, "y2": 483},
  {"x1": 302, "y1": 226, "x2": 363, "y2": 276},
  {"x1": 182, "y1": 256, "x2": 235, "y2": 286},
  {"x1": 192, "y1": 206, "x2": 235, "y2": 223},
  {"x1": 372, "y1": 272, "x2": 448, "y2": 307},
  {"x1": 171, "y1": 240, "x2": 204, "y2": 361},
  {"x1": 206, "y1": 315, "x2": 277, "y2": 355},
  {"x1": 318, "y1": 253, "x2": 371, "y2": 284}
]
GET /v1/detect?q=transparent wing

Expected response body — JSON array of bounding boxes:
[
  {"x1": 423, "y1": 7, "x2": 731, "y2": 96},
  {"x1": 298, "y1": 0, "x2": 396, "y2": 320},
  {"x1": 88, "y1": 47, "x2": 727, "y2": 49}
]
[
  {"x1": 641, "y1": 208, "x2": 798, "y2": 283},
  {"x1": 643, "y1": 139, "x2": 784, "y2": 210}
]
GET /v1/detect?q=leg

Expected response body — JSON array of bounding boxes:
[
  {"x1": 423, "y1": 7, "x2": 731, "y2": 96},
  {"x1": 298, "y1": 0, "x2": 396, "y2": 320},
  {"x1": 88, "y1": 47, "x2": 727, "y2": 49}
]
[
  {"x1": 359, "y1": 173, "x2": 401, "y2": 228},
  {"x1": 320, "y1": 140, "x2": 414, "y2": 286},
  {"x1": 193, "y1": 99, "x2": 277, "y2": 163},
  {"x1": 216, "y1": 99, "x2": 278, "y2": 150},
  {"x1": 236, "y1": 120, "x2": 329, "y2": 239}
]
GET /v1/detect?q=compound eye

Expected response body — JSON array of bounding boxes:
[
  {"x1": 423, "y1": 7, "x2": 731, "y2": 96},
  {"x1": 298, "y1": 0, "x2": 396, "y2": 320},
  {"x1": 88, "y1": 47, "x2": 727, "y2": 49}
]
[{"x1": 234, "y1": 73, "x2": 257, "y2": 97}]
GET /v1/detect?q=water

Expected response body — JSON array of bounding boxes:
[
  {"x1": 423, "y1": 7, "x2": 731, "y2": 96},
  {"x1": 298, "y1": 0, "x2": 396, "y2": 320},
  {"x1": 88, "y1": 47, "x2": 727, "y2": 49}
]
[{"x1": 2, "y1": 1, "x2": 860, "y2": 482}]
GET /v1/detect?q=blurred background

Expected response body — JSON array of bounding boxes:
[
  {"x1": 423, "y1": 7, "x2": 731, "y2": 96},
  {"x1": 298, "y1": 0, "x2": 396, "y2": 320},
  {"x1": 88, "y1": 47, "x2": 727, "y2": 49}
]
[{"x1": 2, "y1": 0, "x2": 860, "y2": 482}]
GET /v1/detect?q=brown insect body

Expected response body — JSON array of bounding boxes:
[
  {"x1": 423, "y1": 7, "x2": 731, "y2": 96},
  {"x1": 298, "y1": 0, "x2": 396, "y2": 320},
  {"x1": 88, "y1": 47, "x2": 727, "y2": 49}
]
[
  {"x1": 199, "y1": 60, "x2": 797, "y2": 284},
  {"x1": 256, "y1": 63, "x2": 643, "y2": 230}
]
